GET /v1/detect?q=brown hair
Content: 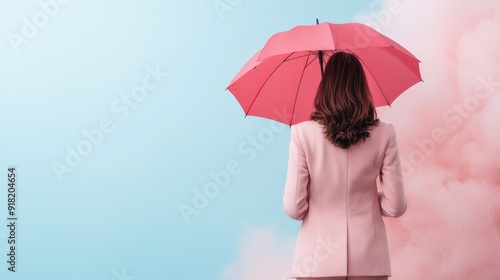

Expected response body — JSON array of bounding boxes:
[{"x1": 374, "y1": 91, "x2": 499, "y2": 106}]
[{"x1": 310, "y1": 51, "x2": 379, "y2": 149}]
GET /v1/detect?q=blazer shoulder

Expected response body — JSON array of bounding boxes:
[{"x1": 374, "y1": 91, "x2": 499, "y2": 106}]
[
  {"x1": 368, "y1": 121, "x2": 395, "y2": 147},
  {"x1": 292, "y1": 120, "x2": 322, "y2": 139},
  {"x1": 375, "y1": 121, "x2": 395, "y2": 136},
  {"x1": 294, "y1": 120, "x2": 322, "y2": 130},
  {"x1": 379, "y1": 121, "x2": 397, "y2": 136},
  {"x1": 376, "y1": 120, "x2": 391, "y2": 130},
  {"x1": 291, "y1": 120, "x2": 313, "y2": 132}
]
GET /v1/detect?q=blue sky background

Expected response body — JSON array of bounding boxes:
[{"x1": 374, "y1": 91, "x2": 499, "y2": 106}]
[{"x1": 0, "y1": 1, "x2": 381, "y2": 279}]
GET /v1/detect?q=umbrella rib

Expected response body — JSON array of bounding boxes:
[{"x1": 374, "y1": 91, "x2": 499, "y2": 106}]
[
  {"x1": 323, "y1": 50, "x2": 334, "y2": 58},
  {"x1": 348, "y1": 47, "x2": 420, "y2": 78},
  {"x1": 350, "y1": 51, "x2": 391, "y2": 107},
  {"x1": 284, "y1": 53, "x2": 310, "y2": 61},
  {"x1": 269, "y1": 52, "x2": 319, "y2": 63},
  {"x1": 245, "y1": 52, "x2": 296, "y2": 116},
  {"x1": 376, "y1": 33, "x2": 421, "y2": 62},
  {"x1": 311, "y1": 50, "x2": 333, "y2": 67},
  {"x1": 305, "y1": 52, "x2": 318, "y2": 68},
  {"x1": 289, "y1": 52, "x2": 311, "y2": 126},
  {"x1": 379, "y1": 46, "x2": 422, "y2": 79}
]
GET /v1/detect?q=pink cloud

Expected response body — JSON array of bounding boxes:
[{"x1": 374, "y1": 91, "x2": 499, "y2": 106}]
[
  {"x1": 221, "y1": 225, "x2": 295, "y2": 280},
  {"x1": 356, "y1": 0, "x2": 500, "y2": 277}
]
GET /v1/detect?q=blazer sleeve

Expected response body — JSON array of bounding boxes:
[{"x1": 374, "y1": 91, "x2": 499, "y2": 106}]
[
  {"x1": 283, "y1": 125, "x2": 310, "y2": 221},
  {"x1": 378, "y1": 123, "x2": 407, "y2": 218}
]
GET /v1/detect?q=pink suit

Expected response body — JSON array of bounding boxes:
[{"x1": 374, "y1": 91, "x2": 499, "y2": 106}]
[{"x1": 283, "y1": 120, "x2": 407, "y2": 278}]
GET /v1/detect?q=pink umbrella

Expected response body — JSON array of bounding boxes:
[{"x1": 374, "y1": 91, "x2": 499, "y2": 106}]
[{"x1": 227, "y1": 20, "x2": 422, "y2": 126}]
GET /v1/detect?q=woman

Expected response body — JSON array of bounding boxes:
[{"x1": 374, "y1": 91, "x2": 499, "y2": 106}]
[{"x1": 283, "y1": 51, "x2": 407, "y2": 280}]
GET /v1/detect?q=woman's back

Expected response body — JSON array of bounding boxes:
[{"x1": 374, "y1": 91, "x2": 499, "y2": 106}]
[
  {"x1": 283, "y1": 119, "x2": 406, "y2": 278},
  {"x1": 283, "y1": 51, "x2": 407, "y2": 279}
]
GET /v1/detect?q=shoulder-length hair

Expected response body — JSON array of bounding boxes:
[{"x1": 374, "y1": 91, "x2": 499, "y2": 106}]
[{"x1": 310, "y1": 51, "x2": 379, "y2": 149}]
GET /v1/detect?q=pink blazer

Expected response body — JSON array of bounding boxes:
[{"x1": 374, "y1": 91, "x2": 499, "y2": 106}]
[{"x1": 283, "y1": 120, "x2": 407, "y2": 278}]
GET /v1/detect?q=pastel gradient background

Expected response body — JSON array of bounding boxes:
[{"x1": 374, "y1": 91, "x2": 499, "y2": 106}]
[{"x1": 0, "y1": 0, "x2": 499, "y2": 279}]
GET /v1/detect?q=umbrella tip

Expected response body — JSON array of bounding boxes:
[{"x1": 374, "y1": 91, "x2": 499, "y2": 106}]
[{"x1": 316, "y1": 18, "x2": 319, "y2": 24}]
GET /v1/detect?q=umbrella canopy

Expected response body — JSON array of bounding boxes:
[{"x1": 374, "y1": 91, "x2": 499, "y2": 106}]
[{"x1": 227, "y1": 21, "x2": 422, "y2": 126}]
